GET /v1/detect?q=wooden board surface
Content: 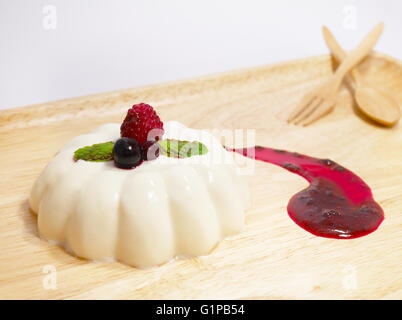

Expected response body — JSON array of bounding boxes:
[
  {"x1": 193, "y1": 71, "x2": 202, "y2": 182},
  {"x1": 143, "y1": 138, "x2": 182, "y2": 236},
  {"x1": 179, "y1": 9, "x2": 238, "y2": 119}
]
[{"x1": 0, "y1": 53, "x2": 402, "y2": 300}]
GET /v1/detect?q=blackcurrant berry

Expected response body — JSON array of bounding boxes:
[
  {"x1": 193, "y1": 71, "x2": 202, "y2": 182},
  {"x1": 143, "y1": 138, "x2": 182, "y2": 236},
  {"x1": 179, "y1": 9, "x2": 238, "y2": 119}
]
[
  {"x1": 141, "y1": 140, "x2": 160, "y2": 161},
  {"x1": 113, "y1": 137, "x2": 142, "y2": 169}
]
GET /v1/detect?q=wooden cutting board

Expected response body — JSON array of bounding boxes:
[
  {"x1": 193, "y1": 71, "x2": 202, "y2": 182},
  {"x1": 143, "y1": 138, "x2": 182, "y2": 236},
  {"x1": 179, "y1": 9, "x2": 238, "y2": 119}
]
[{"x1": 1, "y1": 53, "x2": 401, "y2": 300}]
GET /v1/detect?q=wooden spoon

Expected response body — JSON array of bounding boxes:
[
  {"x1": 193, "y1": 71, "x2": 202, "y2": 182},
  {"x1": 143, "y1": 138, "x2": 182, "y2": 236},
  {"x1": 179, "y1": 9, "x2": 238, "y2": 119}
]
[
  {"x1": 323, "y1": 26, "x2": 400, "y2": 126},
  {"x1": 288, "y1": 23, "x2": 384, "y2": 126}
]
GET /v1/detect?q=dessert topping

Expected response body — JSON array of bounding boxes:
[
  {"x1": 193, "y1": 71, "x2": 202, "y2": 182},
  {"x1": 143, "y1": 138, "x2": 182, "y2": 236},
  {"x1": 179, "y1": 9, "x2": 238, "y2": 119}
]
[
  {"x1": 120, "y1": 103, "x2": 164, "y2": 145},
  {"x1": 113, "y1": 137, "x2": 142, "y2": 169}
]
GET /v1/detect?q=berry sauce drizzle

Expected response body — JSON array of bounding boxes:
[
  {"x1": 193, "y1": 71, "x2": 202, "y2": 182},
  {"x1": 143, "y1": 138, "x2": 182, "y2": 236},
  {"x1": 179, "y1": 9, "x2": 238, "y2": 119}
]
[{"x1": 231, "y1": 146, "x2": 384, "y2": 239}]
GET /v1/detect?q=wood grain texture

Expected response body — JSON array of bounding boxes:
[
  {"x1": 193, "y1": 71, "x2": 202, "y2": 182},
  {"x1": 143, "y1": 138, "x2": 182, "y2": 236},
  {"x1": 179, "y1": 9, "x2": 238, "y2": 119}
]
[{"x1": 0, "y1": 53, "x2": 401, "y2": 300}]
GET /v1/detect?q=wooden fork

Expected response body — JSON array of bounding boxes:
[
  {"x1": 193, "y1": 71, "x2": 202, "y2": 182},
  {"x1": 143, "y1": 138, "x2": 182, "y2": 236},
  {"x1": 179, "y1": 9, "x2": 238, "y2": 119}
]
[{"x1": 287, "y1": 22, "x2": 384, "y2": 126}]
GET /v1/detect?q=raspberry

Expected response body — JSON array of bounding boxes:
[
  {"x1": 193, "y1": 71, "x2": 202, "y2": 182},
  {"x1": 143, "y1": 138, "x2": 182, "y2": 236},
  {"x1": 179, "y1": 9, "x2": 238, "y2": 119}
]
[{"x1": 120, "y1": 103, "x2": 164, "y2": 145}]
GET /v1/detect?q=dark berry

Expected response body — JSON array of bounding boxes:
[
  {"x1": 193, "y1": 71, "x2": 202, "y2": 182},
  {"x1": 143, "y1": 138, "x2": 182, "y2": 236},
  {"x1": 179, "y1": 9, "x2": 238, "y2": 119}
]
[
  {"x1": 141, "y1": 140, "x2": 160, "y2": 161},
  {"x1": 113, "y1": 138, "x2": 142, "y2": 169}
]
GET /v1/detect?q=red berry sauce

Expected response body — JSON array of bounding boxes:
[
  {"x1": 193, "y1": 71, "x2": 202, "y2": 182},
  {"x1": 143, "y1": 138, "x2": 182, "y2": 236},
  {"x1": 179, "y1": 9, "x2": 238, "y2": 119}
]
[{"x1": 231, "y1": 146, "x2": 384, "y2": 239}]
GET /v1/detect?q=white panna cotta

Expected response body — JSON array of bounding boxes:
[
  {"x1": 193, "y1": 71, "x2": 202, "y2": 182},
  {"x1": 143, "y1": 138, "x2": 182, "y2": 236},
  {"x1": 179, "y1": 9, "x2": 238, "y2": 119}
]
[{"x1": 30, "y1": 121, "x2": 250, "y2": 268}]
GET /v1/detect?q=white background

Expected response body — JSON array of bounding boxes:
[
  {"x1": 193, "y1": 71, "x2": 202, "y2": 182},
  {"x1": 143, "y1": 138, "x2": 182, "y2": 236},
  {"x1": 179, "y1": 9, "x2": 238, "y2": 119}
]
[{"x1": 0, "y1": 0, "x2": 401, "y2": 110}]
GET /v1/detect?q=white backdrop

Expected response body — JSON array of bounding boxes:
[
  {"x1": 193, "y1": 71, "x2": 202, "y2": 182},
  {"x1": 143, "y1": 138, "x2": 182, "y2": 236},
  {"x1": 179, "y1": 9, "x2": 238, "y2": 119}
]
[{"x1": 0, "y1": 0, "x2": 401, "y2": 110}]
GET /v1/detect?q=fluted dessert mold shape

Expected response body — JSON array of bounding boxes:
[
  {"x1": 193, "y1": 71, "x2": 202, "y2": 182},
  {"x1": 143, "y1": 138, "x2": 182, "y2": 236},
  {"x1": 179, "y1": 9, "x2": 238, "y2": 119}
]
[{"x1": 30, "y1": 121, "x2": 250, "y2": 268}]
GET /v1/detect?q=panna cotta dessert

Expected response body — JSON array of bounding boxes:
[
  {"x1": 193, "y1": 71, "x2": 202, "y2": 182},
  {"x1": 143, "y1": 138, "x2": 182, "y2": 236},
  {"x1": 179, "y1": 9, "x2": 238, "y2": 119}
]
[{"x1": 30, "y1": 103, "x2": 250, "y2": 268}]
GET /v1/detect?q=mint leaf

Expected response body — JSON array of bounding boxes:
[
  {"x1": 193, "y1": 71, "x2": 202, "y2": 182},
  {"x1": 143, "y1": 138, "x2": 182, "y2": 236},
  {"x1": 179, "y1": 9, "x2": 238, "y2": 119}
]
[
  {"x1": 158, "y1": 139, "x2": 208, "y2": 158},
  {"x1": 74, "y1": 141, "x2": 114, "y2": 162},
  {"x1": 73, "y1": 139, "x2": 208, "y2": 162}
]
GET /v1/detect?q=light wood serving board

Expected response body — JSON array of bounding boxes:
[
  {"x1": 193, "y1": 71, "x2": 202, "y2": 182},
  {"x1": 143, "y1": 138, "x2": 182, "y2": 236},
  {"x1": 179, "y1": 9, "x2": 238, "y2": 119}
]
[{"x1": 1, "y1": 53, "x2": 401, "y2": 300}]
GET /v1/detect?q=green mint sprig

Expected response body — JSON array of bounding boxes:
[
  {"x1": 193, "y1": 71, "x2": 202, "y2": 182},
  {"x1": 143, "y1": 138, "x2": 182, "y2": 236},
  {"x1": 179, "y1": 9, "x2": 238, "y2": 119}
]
[
  {"x1": 74, "y1": 141, "x2": 114, "y2": 162},
  {"x1": 157, "y1": 139, "x2": 208, "y2": 158},
  {"x1": 73, "y1": 139, "x2": 208, "y2": 162}
]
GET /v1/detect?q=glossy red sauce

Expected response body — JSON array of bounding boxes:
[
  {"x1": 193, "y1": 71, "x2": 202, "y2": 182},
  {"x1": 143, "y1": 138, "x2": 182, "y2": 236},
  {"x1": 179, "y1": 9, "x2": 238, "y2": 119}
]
[{"x1": 231, "y1": 146, "x2": 384, "y2": 239}]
